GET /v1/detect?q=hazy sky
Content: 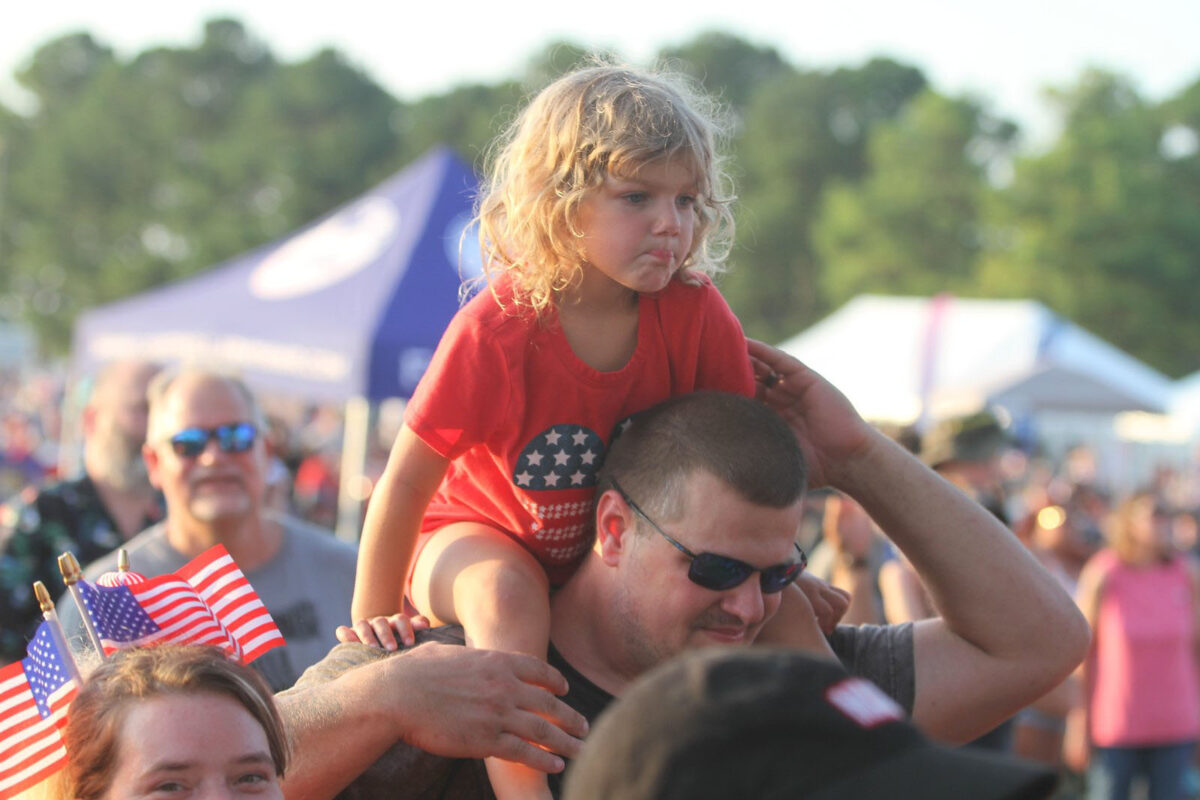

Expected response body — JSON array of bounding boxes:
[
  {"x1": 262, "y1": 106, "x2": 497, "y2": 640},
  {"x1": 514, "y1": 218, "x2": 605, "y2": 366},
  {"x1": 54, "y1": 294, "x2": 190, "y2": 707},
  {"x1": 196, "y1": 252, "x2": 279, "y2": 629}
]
[{"x1": 3, "y1": 0, "x2": 1198, "y2": 145}]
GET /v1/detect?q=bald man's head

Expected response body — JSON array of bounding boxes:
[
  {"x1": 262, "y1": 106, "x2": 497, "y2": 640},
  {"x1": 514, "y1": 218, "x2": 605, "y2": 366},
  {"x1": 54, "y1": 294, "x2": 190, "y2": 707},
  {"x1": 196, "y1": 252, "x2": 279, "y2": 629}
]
[{"x1": 84, "y1": 360, "x2": 160, "y2": 490}]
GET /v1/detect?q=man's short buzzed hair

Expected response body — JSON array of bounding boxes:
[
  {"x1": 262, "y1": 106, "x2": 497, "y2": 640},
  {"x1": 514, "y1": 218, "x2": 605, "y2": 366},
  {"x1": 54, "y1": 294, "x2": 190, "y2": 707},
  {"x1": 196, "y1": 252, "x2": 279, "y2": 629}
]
[
  {"x1": 145, "y1": 366, "x2": 265, "y2": 443},
  {"x1": 597, "y1": 392, "x2": 806, "y2": 521},
  {"x1": 88, "y1": 360, "x2": 160, "y2": 408}
]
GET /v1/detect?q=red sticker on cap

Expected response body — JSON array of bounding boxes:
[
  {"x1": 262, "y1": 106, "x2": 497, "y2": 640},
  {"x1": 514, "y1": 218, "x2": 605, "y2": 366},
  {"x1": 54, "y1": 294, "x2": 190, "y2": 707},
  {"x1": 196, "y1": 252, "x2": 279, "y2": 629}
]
[{"x1": 825, "y1": 678, "x2": 905, "y2": 729}]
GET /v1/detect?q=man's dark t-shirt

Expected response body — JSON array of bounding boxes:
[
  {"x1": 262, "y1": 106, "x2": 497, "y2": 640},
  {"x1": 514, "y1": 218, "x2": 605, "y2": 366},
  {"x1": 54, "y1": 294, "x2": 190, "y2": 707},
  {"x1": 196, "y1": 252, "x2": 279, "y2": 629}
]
[
  {"x1": 283, "y1": 622, "x2": 914, "y2": 800},
  {"x1": 0, "y1": 476, "x2": 162, "y2": 663}
]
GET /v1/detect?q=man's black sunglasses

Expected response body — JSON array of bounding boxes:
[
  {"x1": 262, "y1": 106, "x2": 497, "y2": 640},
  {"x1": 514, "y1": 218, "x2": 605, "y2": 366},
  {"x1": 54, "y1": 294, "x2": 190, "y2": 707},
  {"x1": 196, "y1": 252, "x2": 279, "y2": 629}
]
[
  {"x1": 610, "y1": 479, "x2": 806, "y2": 594},
  {"x1": 168, "y1": 423, "x2": 258, "y2": 458}
]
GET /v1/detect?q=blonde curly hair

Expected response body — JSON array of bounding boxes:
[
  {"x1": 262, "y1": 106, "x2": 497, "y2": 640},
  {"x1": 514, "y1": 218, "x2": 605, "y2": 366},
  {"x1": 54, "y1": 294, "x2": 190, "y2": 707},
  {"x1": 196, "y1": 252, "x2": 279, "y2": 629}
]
[{"x1": 474, "y1": 61, "x2": 736, "y2": 315}]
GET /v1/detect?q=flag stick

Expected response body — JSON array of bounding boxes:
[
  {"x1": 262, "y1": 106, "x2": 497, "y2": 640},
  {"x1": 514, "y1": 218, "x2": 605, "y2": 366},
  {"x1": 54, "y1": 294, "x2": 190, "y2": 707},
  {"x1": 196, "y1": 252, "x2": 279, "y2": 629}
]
[
  {"x1": 58, "y1": 552, "x2": 106, "y2": 660},
  {"x1": 33, "y1": 581, "x2": 84, "y2": 685}
]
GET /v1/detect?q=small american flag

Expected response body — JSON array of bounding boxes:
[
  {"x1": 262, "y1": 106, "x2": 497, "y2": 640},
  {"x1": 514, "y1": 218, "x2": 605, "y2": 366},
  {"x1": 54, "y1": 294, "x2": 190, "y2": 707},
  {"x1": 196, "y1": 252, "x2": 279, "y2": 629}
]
[
  {"x1": 78, "y1": 544, "x2": 284, "y2": 664},
  {"x1": 0, "y1": 623, "x2": 80, "y2": 799}
]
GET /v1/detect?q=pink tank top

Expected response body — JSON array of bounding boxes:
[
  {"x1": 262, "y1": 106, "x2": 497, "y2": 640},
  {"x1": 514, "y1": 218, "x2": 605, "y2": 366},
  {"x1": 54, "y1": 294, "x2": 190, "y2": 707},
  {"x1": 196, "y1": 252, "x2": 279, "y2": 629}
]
[{"x1": 1088, "y1": 549, "x2": 1200, "y2": 747}]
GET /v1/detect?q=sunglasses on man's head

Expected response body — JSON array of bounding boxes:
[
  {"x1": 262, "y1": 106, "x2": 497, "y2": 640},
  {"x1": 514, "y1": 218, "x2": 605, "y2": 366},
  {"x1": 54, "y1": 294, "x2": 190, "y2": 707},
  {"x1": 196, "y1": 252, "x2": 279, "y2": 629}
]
[
  {"x1": 168, "y1": 423, "x2": 258, "y2": 458},
  {"x1": 609, "y1": 479, "x2": 806, "y2": 594}
]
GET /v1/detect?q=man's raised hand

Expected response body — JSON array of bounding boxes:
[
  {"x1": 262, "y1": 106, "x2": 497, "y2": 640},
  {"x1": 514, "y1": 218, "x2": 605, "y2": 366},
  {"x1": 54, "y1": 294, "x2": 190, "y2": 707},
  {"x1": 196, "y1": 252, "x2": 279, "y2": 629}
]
[{"x1": 747, "y1": 338, "x2": 875, "y2": 490}]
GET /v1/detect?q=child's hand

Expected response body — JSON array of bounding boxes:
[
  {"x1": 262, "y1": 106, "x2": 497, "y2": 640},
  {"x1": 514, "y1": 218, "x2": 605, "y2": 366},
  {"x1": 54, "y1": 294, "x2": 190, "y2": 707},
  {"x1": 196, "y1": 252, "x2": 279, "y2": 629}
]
[
  {"x1": 336, "y1": 613, "x2": 432, "y2": 650},
  {"x1": 795, "y1": 572, "x2": 850, "y2": 634}
]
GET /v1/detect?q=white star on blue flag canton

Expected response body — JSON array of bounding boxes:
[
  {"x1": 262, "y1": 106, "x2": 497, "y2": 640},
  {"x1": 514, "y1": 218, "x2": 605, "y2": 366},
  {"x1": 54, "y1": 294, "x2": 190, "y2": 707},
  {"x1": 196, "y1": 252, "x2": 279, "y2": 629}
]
[
  {"x1": 513, "y1": 424, "x2": 605, "y2": 490},
  {"x1": 79, "y1": 581, "x2": 161, "y2": 642},
  {"x1": 22, "y1": 623, "x2": 74, "y2": 719}
]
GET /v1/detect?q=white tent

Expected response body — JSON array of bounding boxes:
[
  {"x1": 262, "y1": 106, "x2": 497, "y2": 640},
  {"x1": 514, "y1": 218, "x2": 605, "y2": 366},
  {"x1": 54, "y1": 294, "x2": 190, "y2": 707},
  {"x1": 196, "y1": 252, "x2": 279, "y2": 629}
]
[
  {"x1": 1170, "y1": 371, "x2": 1200, "y2": 434},
  {"x1": 778, "y1": 295, "x2": 1173, "y2": 427}
]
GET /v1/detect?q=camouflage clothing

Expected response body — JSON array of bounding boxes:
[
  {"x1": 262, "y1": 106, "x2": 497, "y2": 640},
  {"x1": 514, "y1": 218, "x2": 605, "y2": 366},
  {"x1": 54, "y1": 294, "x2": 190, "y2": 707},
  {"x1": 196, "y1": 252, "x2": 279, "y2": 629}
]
[{"x1": 0, "y1": 476, "x2": 163, "y2": 664}]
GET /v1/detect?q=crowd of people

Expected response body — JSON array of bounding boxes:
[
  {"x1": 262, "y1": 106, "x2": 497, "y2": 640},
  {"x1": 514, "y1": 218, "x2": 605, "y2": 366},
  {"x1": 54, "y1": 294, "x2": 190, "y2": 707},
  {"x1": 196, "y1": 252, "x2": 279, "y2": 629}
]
[
  {"x1": 807, "y1": 415, "x2": 1200, "y2": 798},
  {"x1": 0, "y1": 61, "x2": 1197, "y2": 800},
  {"x1": 6, "y1": 348, "x2": 1179, "y2": 799}
]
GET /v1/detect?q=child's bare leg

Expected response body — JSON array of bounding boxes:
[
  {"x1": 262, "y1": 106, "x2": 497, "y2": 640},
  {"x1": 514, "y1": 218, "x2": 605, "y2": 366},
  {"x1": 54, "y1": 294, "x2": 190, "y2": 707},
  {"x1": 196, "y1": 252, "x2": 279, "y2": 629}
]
[
  {"x1": 410, "y1": 523, "x2": 555, "y2": 800},
  {"x1": 757, "y1": 582, "x2": 838, "y2": 659}
]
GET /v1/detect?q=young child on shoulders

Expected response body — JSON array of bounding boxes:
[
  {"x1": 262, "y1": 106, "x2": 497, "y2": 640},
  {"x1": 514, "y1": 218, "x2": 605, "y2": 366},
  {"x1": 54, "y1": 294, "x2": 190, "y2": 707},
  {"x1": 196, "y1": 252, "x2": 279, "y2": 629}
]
[{"x1": 346, "y1": 61, "x2": 820, "y2": 799}]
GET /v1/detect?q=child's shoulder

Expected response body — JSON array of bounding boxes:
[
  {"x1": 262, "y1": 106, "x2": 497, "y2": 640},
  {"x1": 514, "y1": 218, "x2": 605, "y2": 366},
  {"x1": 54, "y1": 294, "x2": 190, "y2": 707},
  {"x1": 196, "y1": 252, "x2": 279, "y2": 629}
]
[
  {"x1": 654, "y1": 271, "x2": 712, "y2": 300},
  {"x1": 653, "y1": 272, "x2": 731, "y2": 312},
  {"x1": 454, "y1": 278, "x2": 539, "y2": 335}
]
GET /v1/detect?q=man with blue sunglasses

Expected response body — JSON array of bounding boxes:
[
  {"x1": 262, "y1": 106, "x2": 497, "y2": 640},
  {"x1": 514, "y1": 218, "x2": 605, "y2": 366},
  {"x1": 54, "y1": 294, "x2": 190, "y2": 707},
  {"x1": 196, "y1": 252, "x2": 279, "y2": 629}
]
[
  {"x1": 278, "y1": 342, "x2": 1089, "y2": 800},
  {"x1": 59, "y1": 367, "x2": 358, "y2": 692}
]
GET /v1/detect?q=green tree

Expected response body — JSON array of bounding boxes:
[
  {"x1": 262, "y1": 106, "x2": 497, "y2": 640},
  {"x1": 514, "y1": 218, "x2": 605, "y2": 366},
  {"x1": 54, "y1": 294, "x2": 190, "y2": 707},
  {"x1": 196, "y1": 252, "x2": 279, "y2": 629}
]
[
  {"x1": 1, "y1": 19, "x2": 403, "y2": 353},
  {"x1": 724, "y1": 58, "x2": 927, "y2": 341},
  {"x1": 395, "y1": 80, "x2": 523, "y2": 169},
  {"x1": 14, "y1": 32, "x2": 117, "y2": 112},
  {"x1": 978, "y1": 70, "x2": 1200, "y2": 377},
  {"x1": 814, "y1": 90, "x2": 1016, "y2": 305},
  {"x1": 658, "y1": 31, "x2": 790, "y2": 113},
  {"x1": 520, "y1": 40, "x2": 596, "y2": 93}
]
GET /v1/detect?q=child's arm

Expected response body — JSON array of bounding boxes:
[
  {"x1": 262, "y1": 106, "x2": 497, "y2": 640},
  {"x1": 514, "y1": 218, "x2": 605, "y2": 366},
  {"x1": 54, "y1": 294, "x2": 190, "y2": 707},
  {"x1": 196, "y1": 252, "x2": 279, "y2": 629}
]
[{"x1": 351, "y1": 423, "x2": 450, "y2": 646}]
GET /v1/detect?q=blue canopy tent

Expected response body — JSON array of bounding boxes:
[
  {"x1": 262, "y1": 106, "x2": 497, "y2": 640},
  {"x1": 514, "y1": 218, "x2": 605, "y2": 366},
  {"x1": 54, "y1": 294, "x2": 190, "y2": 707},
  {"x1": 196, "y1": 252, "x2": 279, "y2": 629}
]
[
  {"x1": 73, "y1": 147, "x2": 480, "y2": 401},
  {"x1": 71, "y1": 147, "x2": 481, "y2": 538}
]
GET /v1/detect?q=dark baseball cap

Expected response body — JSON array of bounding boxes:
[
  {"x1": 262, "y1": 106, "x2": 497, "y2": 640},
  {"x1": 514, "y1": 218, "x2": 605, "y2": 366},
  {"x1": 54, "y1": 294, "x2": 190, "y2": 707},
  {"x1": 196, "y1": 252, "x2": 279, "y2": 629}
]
[
  {"x1": 563, "y1": 648, "x2": 1056, "y2": 800},
  {"x1": 921, "y1": 410, "x2": 1011, "y2": 468}
]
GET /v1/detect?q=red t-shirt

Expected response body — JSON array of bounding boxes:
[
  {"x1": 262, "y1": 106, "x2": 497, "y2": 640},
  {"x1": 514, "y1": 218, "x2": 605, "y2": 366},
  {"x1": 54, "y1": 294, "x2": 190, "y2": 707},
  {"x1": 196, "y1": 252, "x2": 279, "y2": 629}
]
[{"x1": 404, "y1": 276, "x2": 754, "y2": 584}]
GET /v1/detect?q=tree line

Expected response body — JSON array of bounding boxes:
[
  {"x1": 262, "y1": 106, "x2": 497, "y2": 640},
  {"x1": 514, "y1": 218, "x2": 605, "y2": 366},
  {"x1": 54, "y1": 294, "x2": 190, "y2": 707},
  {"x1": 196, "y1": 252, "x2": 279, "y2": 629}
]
[{"x1": 2, "y1": 19, "x2": 1197, "y2": 378}]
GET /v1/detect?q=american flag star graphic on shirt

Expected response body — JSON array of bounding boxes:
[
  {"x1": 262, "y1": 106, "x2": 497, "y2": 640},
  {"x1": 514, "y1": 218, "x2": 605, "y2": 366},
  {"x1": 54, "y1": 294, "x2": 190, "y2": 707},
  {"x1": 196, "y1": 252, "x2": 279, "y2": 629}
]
[{"x1": 512, "y1": 425, "x2": 605, "y2": 491}]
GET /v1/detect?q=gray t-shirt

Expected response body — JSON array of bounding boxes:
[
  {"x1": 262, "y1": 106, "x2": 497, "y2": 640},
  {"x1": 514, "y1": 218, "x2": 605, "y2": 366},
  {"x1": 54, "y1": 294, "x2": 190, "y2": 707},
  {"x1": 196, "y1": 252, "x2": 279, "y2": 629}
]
[
  {"x1": 58, "y1": 513, "x2": 357, "y2": 691},
  {"x1": 283, "y1": 622, "x2": 915, "y2": 800}
]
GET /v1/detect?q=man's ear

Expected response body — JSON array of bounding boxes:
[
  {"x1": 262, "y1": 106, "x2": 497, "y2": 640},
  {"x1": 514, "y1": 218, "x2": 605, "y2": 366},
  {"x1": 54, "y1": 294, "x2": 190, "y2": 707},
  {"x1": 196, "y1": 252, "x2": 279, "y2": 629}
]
[
  {"x1": 594, "y1": 488, "x2": 634, "y2": 566},
  {"x1": 142, "y1": 443, "x2": 164, "y2": 491}
]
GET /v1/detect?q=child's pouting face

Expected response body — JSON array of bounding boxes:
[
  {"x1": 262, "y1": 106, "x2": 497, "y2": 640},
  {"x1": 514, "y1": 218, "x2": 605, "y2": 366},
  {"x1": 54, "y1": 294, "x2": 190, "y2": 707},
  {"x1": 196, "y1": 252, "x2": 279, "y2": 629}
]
[{"x1": 572, "y1": 157, "x2": 701, "y2": 300}]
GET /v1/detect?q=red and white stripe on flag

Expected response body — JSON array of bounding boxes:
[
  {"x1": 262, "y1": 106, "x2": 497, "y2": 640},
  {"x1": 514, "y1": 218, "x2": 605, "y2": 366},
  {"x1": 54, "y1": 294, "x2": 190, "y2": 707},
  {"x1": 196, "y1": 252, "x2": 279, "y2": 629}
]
[
  {"x1": 0, "y1": 661, "x2": 76, "y2": 800},
  {"x1": 83, "y1": 545, "x2": 284, "y2": 664},
  {"x1": 177, "y1": 545, "x2": 284, "y2": 663},
  {"x1": 94, "y1": 572, "x2": 244, "y2": 657}
]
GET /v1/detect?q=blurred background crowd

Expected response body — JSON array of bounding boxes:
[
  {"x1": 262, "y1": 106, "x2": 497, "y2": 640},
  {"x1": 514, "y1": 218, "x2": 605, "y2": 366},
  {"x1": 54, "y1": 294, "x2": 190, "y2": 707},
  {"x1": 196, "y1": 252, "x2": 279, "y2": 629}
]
[
  {"x1": 0, "y1": 364, "x2": 405, "y2": 530},
  {"x1": 2, "y1": 8, "x2": 1199, "y2": 798}
]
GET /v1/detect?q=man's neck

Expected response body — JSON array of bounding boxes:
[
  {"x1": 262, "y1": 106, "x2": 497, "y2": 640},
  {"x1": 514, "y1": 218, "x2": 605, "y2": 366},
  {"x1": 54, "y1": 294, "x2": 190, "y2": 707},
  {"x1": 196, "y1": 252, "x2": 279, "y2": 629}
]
[
  {"x1": 89, "y1": 476, "x2": 158, "y2": 539},
  {"x1": 163, "y1": 513, "x2": 283, "y2": 573},
  {"x1": 549, "y1": 562, "x2": 639, "y2": 697}
]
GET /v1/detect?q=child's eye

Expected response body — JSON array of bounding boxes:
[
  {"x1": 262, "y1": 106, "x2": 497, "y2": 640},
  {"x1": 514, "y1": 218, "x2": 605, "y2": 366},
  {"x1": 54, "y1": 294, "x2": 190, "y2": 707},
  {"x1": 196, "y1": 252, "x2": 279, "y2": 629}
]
[
  {"x1": 676, "y1": 195, "x2": 697, "y2": 208},
  {"x1": 236, "y1": 772, "x2": 269, "y2": 784},
  {"x1": 234, "y1": 772, "x2": 275, "y2": 793},
  {"x1": 622, "y1": 192, "x2": 647, "y2": 205},
  {"x1": 151, "y1": 781, "x2": 187, "y2": 794}
]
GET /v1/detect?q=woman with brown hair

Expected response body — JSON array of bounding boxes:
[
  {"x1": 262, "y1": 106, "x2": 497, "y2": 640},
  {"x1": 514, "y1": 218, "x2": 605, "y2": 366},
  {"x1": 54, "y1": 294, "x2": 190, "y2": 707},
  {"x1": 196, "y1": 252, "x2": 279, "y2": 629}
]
[
  {"x1": 1067, "y1": 492, "x2": 1200, "y2": 800},
  {"x1": 63, "y1": 645, "x2": 288, "y2": 799}
]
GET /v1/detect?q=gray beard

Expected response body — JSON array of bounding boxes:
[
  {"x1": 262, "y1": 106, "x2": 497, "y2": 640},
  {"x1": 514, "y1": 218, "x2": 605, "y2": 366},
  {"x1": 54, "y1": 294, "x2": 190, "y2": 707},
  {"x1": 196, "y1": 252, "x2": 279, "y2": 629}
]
[
  {"x1": 98, "y1": 452, "x2": 150, "y2": 492},
  {"x1": 90, "y1": 428, "x2": 150, "y2": 492}
]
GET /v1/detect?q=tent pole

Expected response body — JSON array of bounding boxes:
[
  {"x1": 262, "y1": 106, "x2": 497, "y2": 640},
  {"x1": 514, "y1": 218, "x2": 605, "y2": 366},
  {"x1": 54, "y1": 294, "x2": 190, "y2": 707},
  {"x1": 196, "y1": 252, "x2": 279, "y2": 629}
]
[{"x1": 335, "y1": 395, "x2": 371, "y2": 543}]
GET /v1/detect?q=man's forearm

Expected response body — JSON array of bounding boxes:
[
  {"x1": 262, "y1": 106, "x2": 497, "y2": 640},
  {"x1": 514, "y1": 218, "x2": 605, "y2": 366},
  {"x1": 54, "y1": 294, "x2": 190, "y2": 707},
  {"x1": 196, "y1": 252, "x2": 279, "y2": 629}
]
[
  {"x1": 834, "y1": 432, "x2": 1089, "y2": 739},
  {"x1": 744, "y1": 339, "x2": 1088, "y2": 739},
  {"x1": 279, "y1": 659, "x2": 401, "y2": 800},
  {"x1": 836, "y1": 432, "x2": 1077, "y2": 653},
  {"x1": 277, "y1": 641, "x2": 587, "y2": 799}
]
